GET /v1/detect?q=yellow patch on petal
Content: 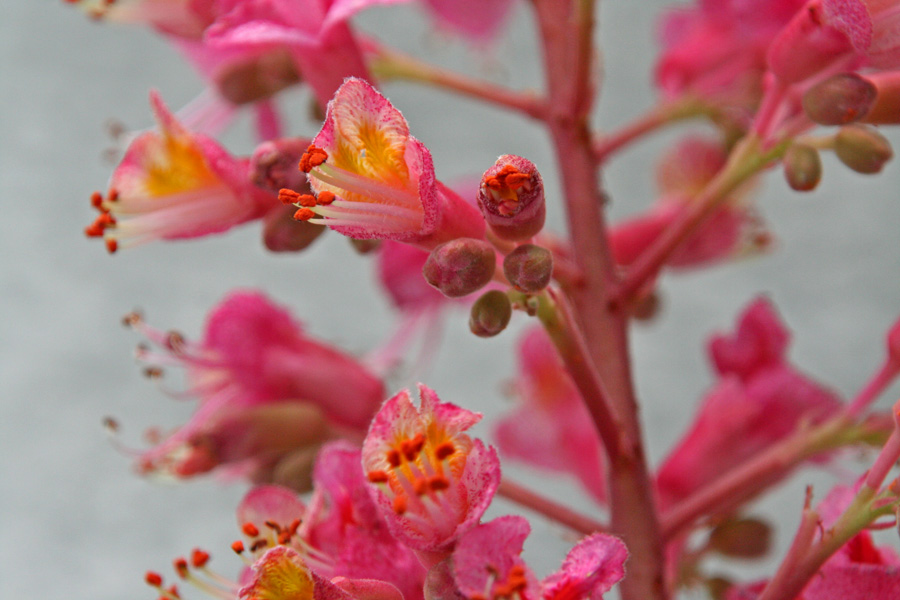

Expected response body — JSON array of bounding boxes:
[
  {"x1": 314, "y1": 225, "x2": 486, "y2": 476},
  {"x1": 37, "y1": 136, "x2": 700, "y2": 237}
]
[
  {"x1": 244, "y1": 548, "x2": 314, "y2": 600},
  {"x1": 142, "y1": 134, "x2": 218, "y2": 198}
]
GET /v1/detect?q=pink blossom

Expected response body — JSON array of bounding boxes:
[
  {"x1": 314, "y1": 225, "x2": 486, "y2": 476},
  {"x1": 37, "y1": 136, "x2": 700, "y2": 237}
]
[
  {"x1": 127, "y1": 291, "x2": 385, "y2": 484},
  {"x1": 236, "y1": 443, "x2": 427, "y2": 600},
  {"x1": 655, "y1": 0, "x2": 807, "y2": 106},
  {"x1": 493, "y1": 326, "x2": 606, "y2": 503},
  {"x1": 64, "y1": 0, "x2": 214, "y2": 38},
  {"x1": 656, "y1": 297, "x2": 842, "y2": 506},
  {"x1": 84, "y1": 92, "x2": 278, "y2": 253},
  {"x1": 361, "y1": 384, "x2": 500, "y2": 553},
  {"x1": 609, "y1": 137, "x2": 770, "y2": 272},
  {"x1": 450, "y1": 517, "x2": 628, "y2": 600},
  {"x1": 290, "y1": 78, "x2": 485, "y2": 249},
  {"x1": 422, "y1": 0, "x2": 516, "y2": 43}
]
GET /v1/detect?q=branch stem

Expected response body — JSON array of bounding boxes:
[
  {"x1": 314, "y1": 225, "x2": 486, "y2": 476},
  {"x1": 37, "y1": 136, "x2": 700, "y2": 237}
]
[{"x1": 497, "y1": 478, "x2": 607, "y2": 535}]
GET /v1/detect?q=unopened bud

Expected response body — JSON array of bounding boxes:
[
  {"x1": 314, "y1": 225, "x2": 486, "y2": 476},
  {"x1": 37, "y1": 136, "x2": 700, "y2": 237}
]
[
  {"x1": 834, "y1": 124, "x2": 894, "y2": 174},
  {"x1": 469, "y1": 290, "x2": 512, "y2": 338},
  {"x1": 478, "y1": 155, "x2": 545, "y2": 241},
  {"x1": 251, "y1": 138, "x2": 313, "y2": 193},
  {"x1": 708, "y1": 517, "x2": 772, "y2": 558},
  {"x1": 423, "y1": 238, "x2": 496, "y2": 298},
  {"x1": 782, "y1": 144, "x2": 822, "y2": 191},
  {"x1": 215, "y1": 48, "x2": 301, "y2": 105},
  {"x1": 263, "y1": 206, "x2": 326, "y2": 253},
  {"x1": 503, "y1": 244, "x2": 553, "y2": 293},
  {"x1": 802, "y1": 73, "x2": 876, "y2": 125}
]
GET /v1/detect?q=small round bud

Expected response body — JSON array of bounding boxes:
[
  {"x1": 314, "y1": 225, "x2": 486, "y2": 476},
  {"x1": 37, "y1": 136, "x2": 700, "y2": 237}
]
[
  {"x1": 263, "y1": 206, "x2": 326, "y2": 253},
  {"x1": 834, "y1": 124, "x2": 894, "y2": 174},
  {"x1": 708, "y1": 518, "x2": 772, "y2": 559},
  {"x1": 802, "y1": 73, "x2": 876, "y2": 125},
  {"x1": 503, "y1": 244, "x2": 553, "y2": 293},
  {"x1": 782, "y1": 143, "x2": 822, "y2": 191},
  {"x1": 423, "y1": 238, "x2": 496, "y2": 298},
  {"x1": 478, "y1": 155, "x2": 545, "y2": 241},
  {"x1": 469, "y1": 290, "x2": 512, "y2": 338}
]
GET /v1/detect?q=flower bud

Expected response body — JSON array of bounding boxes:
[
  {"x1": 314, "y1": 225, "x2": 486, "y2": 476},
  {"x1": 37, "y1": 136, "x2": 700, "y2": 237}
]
[
  {"x1": 469, "y1": 290, "x2": 512, "y2": 338},
  {"x1": 708, "y1": 517, "x2": 772, "y2": 558},
  {"x1": 503, "y1": 244, "x2": 553, "y2": 293},
  {"x1": 263, "y1": 206, "x2": 326, "y2": 253},
  {"x1": 478, "y1": 155, "x2": 545, "y2": 241},
  {"x1": 782, "y1": 143, "x2": 822, "y2": 191},
  {"x1": 423, "y1": 238, "x2": 496, "y2": 298},
  {"x1": 802, "y1": 73, "x2": 876, "y2": 125},
  {"x1": 834, "y1": 124, "x2": 894, "y2": 174},
  {"x1": 215, "y1": 48, "x2": 301, "y2": 106},
  {"x1": 251, "y1": 138, "x2": 313, "y2": 193}
]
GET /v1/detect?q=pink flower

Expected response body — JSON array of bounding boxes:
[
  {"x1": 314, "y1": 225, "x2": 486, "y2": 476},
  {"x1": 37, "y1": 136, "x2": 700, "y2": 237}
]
[
  {"x1": 656, "y1": 297, "x2": 842, "y2": 506},
  {"x1": 361, "y1": 384, "x2": 500, "y2": 553},
  {"x1": 64, "y1": 0, "x2": 214, "y2": 38},
  {"x1": 609, "y1": 137, "x2": 770, "y2": 272},
  {"x1": 493, "y1": 326, "x2": 606, "y2": 503},
  {"x1": 451, "y1": 516, "x2": 628, "y2": 600},
  {"x1": 289, "y1": 78, "x2": 485, "y2": 249},
  {"x1": 422, "y1": 0, "x2": 516, "y2": 43},
  {"x1": 655, "y1": 0, "x2": 807, "y2": 107},
  {"x1": 84, "y1": 92, "x2": 277, "y2": 253},
  {"x1": 236, "y1": 443, "x2": 427, "y2": 600},
  {"x1": 127, "y1": 291, "x2": 385, "y2": 484}
]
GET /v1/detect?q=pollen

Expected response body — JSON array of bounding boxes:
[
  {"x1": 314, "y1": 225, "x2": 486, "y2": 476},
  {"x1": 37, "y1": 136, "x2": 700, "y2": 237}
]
[
  {"x1": 316, "y1": 191, "x2": 335, "y2": 205},
  {"x1": 242, "y1": 522, "x2": 260, "y2": 537},
  {"x1": 145, "y1": 571, "x2": 164, "y2": 587},
  {"x1": 293, "y1": 208, "x2": 315, "y2": 221},
  {"x1": 279, "y1": 188, "x2": 302, "y2": 205},
  {"x1": 190, "y1": 549, "x2": 210, "y2": 568},
  {"x1": 299, "y1": 145, "x2": 328, "y2": 173}
]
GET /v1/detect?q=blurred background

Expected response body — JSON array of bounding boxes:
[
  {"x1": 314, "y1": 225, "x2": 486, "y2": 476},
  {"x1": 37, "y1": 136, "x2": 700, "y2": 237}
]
[{"x1": 3, "y1": 1, "x2": 900, "y2": 598}]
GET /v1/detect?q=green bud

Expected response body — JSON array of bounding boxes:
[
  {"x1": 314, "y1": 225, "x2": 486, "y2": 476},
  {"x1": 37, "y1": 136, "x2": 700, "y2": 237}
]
[
  {"x1": 469, "y1": 290, "x2": 512, "y2": 338},
  {"x1": 503, "y1": 244, "x2": 553, "y2": 293},
  {"x1": 783, "y1": 143, "x2": 822, "y2": 191},
  {"x1": 834, "y1": 124, "x2": 894, "y2": 174}
]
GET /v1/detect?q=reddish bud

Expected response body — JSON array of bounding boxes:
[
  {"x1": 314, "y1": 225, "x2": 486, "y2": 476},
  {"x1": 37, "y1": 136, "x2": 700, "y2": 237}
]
[
  {"x1": 783, "y1": 143, "x2": 823, "y2": 191},
  {"x1": 503, "y1": 244, "x2": 553, "y2": 292},
  {"x1": 262, "y1": 205, "x2": 326, "y2": 253},
  {"x1": 469, "y1": 290, "x2": 513, "y2": 338},
  {"x1": 423, "y1": 238, "x2": 496, "y2": 298},
  {"x1": 708, "y1": 517, "x2": 772, "y2": 558},
  {"x1": 863, "y1": 72, "x2": 900, "y2": 124},
  {"x1": 834, "y1": 124, "x2": 894, "y2": 174},
  {"x1": 252, "y1": 138, "x2": 314, "y2": 193},
  {"x1": 802, "y1": 73, "x2": 876, "y2": 125},
  {"x1": 478, "y1": 155, "x2": 545, "y2": 241}
]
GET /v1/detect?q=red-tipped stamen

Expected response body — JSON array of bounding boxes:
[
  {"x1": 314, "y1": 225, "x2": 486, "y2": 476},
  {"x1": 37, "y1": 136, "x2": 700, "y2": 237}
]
[{"x1": 299, "y1": 145, "x2": 328, "y2": 173}]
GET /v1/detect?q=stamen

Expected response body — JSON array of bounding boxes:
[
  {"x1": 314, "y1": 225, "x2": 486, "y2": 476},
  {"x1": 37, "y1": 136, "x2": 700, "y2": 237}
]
[
  {"x1": 105, "y1": 238, "x2": 118, "y2": 254},
  {"x1": 310, "y1": 164, "x2": 419, "y2": 210},
  {"x1": 242, "y1": 522, "x2": 260, "y2": 537},
  {"x1": 434, "y1": 441, "x2": 455, "y2": 460},
  {"x1": 145, "y1": 572, "x2": 164, "y2": 587},
  {"x1": 173, "y1": 558, "x2": 189, "y2": 578},
  {"x1": 191, "y1": 549, "x2": 210, "y2": 568},
  {"x1": 293, "y1": 208, "x2": 315, "y2": 221},
  {"x1": 231, "y1": 540, "x2": 245, "y2": 554},
  {"x1": 299, "y1": 145, "x2": 328, "y2": 172},
  {"x1": 316, "y1": 191, "x2": 335, "y2": 205},
  {"x1": 367, "y1": 470, "x2": 390, "y2": 483},
  {"x1": 278, "y1": 188, "x2": 301, "y2": 205},
  {"x1": 387, "y1": 449, "x2": 402, "y2": 467},
  {"x1": 392, "y1": 494, "x2": 408, "y2": 515}
]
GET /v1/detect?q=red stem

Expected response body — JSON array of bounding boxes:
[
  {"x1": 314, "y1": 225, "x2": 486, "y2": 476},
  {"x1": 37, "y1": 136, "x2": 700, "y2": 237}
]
[{"x1": 498, "y1": 478, "x2": 607, "y2": 535}]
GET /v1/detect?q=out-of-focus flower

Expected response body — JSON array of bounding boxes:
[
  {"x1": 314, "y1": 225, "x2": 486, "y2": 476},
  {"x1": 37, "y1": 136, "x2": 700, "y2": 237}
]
[
  {"x1": 64, "y1": 0, "x2": 214, "y2": 37},
  {"x1": 656, "y1": 297, "x2": 842, "y2": 506},
  {"x1": 450, "y1": 516, "x2": 629, "y2": 600},
  {"x1": 609, "y1": 137, "x2": 770, "y2": 272},
  {"x1": 655, "y1": 0, "x2": 807, "y2": 111},
  {"x1": 361, "y1": 384, "x2": 500, "y2": 554},
  {"x1": 288, "y1": 78, "x2": 485, "y2": 249},
  {"x1": 494, "y1": 327, "x2": 606, "y2": 503},
  {"x1": 84, "y1": 92, "x2": 277, "y2": 253},
  {"x1": 124, "y1": 291, "x2": 385, "y2": 488},
  {"x1": 421, "y1": 0, "x2": 516, "y2": 43}
]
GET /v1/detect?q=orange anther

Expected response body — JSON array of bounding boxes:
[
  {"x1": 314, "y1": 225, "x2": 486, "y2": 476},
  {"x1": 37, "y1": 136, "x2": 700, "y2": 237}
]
[
  {"x1": 299, "y1": 145, "x2": 328, "y2": 172},
  {"x1": 278, "y1": 188, "x2": 301, "y2": 205},
  {"x1": 293, "y1": 208, "x2": 315, "y2": 221},
  {"x1": 289, "y1": 519, "x2": 301, "y2": 535},
  {"x1": 242, "y1": 522, "x2": 260, "y2": 537},
  {"x1": 145, "y1": 571, "x2": 164, "y2": 587},
  {"x1": 190, "y1": 549, "x2": 210, "y2": 568},
  {"x1": 107, "y1": 188, "x2": 119, "y2": 202},
  {"x1": 316, "y1": 191, "x2": 335, "y2": 205},
  {"x1": 505, "y1": 172, "x2": 530, "y2": 189},
  {"x1": 386, "y1": 449, "x2": 402, "y2": 467},
  {"x1": 413, "y1": 478, "x2": 428, "y2": 496},
  {"x1": 367, "y1": 470, "x2": 390, "y2": 483},
  {"x1": 434, "y1": 442, "x2": 455, "y2": 460},
  {"x1": 250, "y1": 539, "x2": 269, "y2": 552},
  {"x1": 90, "y1": 191, "x2": 104, "y2": 209},
  {"x1": 392, "y1": 494, "x2": 408, "y2": 515},
  {"x1": 105, "y1": 238, "x2": 118, "y2": 254},
  {"x1": 231, "y1": 540, "x2": 245, "y2": 554},
  {"x1": 401, "y1": 433, "x2": 426, "y2": 461},
  {"x1": 297, "y1": 194, "x2": 317, "y2": 207},
  {"x1": 429, "y1": 475, "x2": 450, "y2": 491},
  {"x1": 277, "y1": 531, "x2": 291, "y2": 545},
  {"x1": 173, "y1": 558, "x2": 189, "y2": 578}
]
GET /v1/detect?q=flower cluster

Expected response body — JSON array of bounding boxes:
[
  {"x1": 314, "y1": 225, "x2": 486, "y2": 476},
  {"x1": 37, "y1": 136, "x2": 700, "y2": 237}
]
[{"x1": 65, "y1": 1, "x2": 900, "y2": 600}]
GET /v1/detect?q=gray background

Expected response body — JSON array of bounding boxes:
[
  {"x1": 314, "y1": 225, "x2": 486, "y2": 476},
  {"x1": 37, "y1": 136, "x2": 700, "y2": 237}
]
[{"x1": 3, "y1": 1, "x2": 900, "y2": 598}]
